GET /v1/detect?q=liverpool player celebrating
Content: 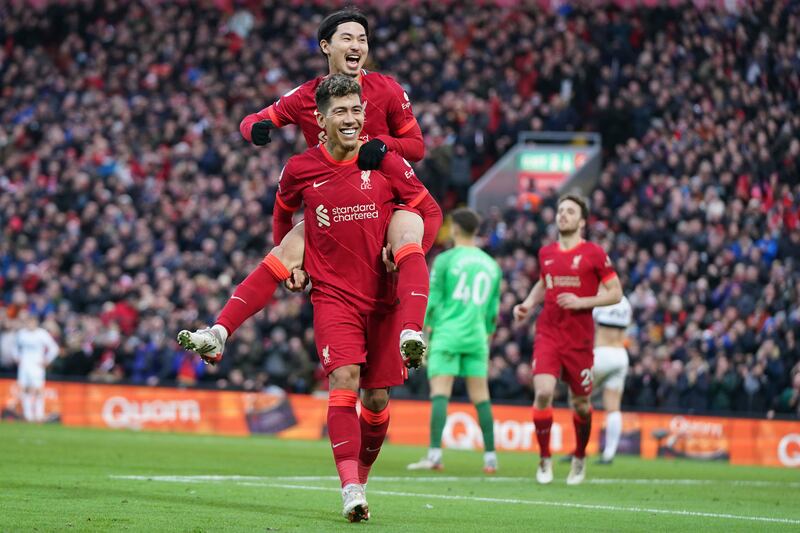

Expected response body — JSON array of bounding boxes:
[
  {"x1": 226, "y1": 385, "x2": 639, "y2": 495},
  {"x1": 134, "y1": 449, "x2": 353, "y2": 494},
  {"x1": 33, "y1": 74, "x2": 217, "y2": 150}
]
[
  {"x1": 273, "y1": 75, "x2": 439, "y2": 521},
  {"x1": 513, "y1": 195, "x2": 622, "y2": 485},
  {"x1": 178, "y1": 10, "x2": 431, "y2": 366}
]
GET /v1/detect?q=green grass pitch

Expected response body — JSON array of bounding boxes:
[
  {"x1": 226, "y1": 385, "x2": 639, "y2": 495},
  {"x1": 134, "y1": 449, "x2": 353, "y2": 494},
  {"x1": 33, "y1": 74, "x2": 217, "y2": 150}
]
[{"x1": 1, "y1": 423, "x2": 798, "y2": 532}]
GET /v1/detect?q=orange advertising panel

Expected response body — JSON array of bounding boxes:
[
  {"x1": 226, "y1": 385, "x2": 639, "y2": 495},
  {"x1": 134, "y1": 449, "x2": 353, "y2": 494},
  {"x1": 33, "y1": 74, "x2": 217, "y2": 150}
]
[
  {"x1": 387, "y1": 399, "x2": 604, "y2": 455},
  {"x1": 2, "y1": 379, "x2": 798, "y2": 468},
  {"x1": 0, "y1": 379, "x2": 252, "y2": 435}
]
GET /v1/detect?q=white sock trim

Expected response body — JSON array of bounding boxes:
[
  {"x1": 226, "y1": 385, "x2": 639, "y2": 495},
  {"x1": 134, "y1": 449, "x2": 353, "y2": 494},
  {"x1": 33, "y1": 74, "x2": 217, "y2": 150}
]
[{"x1": 211, "y1": 324, "x2": 228, "y2": 344}]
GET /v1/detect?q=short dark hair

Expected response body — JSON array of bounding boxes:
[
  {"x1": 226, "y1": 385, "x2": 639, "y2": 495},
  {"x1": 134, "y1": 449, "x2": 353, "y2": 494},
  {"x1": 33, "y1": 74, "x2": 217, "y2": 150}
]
[
  {"x1": 451, "y1": 207, "x2": 481, "y2": 236},
  {"x1": 315, "y1": 74, "x2": 362, "y2": 114},
  {"x1": 317, "y1": 10, "x2": 369, "y2": 52},
  {"x1": 557, "y1": 194, "x2": 589, "y2": 221}
]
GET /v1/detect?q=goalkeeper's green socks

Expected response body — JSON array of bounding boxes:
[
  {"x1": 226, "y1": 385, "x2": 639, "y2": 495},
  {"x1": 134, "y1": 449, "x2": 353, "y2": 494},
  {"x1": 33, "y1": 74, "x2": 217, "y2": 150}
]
[
  {"x1": 475, "y1": 400, "x2": 495, "y2": 452},
  {"x1": 430, "y1": 395, "x2": 448, "y2": 449}
]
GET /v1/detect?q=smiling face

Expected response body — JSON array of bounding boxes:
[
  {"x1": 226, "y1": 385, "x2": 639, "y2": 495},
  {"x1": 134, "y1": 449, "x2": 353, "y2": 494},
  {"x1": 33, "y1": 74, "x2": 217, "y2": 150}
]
[
  {"x1": 316, "y1": 92, "x2": 364, "y2": 153},
  {"x1": 556, "y1": 198, "x2": 585, "y2": 236},
  {"x1": 320, "y1": 21, "x2": 368, "y2": 77}
]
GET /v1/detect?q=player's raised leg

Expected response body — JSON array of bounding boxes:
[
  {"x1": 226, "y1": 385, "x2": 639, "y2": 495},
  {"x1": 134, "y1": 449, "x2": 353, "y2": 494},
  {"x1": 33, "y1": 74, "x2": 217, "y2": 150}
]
[
  {"x1": 532, "y1": 373, "x2": 557, "y2": 484},
  {"x1": 328, "y1": 365, "x2": 369, "y2": 522},
  {"x1": 408, "y1": 374, "x2": 453, "y2": 470},
  {"x1": 568, "y1": 393, "x2": 592, "y2": 485},
  {"x1": 177, "y1": 224, "x2": 303, "y2": 363},
  {"x1": 466, "y1": 376, "x2": 497, "y2": 473},
  {"x1": 358, "y1": 387, "x2": 390, "y2": 486},
  {"x1": 387, "y1": 210, "x2": 428, "y2": 368}
]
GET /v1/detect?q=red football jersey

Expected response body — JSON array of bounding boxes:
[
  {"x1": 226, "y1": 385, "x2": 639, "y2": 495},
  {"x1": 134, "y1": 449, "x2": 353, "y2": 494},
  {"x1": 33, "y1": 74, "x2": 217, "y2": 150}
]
[
  {"x1": 536, "y1": 241, "x2": 617, "y2": 346},
  {"x1": 265, "y1": 70, "x2": 418, "y2": 148},
  {"x1": 276, "y1": 148, "x2": 428, "y2": 313}
]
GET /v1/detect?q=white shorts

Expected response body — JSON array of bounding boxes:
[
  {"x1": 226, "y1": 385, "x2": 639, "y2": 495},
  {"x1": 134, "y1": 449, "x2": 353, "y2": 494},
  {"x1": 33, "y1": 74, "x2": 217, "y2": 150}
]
[
  {"x1": 18, "y1": 369, "x2": 45, "y2": 389},
  {"x1": 593, "y1": 346, "x2": 628, "y2": 392}
]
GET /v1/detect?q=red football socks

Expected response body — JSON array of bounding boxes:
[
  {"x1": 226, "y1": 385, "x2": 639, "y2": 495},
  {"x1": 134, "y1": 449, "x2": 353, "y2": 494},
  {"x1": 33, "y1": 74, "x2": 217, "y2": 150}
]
[
  {"x1": 215, "y1": 253, "x2": 289, "y2": 336},
  {"x1": 394, "y1": 243, "x2": 428, "y2": 331},
  {"x1": 328, "y1": 389, "x2": 361, "y2": 487},
  {"x1": 573, "y1": 410, "x2": 592, "y2": 459},
  {"x1": 533, "y1": 406, "x2": 553, "y2": 458},
  {"x1": 358, "y1": 404, "x2": 390, "y2": 484}
]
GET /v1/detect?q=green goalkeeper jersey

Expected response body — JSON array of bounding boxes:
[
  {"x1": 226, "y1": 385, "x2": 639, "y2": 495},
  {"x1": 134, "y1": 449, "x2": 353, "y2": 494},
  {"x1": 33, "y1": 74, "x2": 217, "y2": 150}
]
[{"x1": 424, "y1": 246, "x2": 502, "y2": 356}]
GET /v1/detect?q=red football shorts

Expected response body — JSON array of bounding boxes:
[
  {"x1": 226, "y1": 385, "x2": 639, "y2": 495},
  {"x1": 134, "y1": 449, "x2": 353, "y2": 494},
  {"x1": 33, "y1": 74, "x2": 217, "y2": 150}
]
[
  {"x1": 532, "y1": 329, "x2": 594, "y2": 396},
  {"x1": 312, "y1": 294, "x2": 407, "y2": 389}
]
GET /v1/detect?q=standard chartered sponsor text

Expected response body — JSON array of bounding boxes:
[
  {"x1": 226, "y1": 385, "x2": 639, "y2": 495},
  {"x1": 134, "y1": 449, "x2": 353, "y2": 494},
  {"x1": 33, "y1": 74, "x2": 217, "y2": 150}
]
[{"x1": 332, "y1": 203, "x2": 378, "y2": 222}]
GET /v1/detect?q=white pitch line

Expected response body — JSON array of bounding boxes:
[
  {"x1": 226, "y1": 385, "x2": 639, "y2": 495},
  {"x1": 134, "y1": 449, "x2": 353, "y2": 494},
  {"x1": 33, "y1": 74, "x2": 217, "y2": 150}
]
[
  {"x1": 111, "y1": 475, "x2": 800, "y2": 525},
  {"x1": 110, "y1": 475, "x2": 800, "y2": 488},
  {"x1": 235, "y1": 481, "x2": 800, "y2": 526}
]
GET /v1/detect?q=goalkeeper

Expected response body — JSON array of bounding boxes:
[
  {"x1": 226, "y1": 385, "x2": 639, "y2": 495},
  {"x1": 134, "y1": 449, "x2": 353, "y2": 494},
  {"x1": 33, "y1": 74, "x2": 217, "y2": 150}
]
[{"x1": 407, "y1": 208, "x2": 502, "y2": 473}]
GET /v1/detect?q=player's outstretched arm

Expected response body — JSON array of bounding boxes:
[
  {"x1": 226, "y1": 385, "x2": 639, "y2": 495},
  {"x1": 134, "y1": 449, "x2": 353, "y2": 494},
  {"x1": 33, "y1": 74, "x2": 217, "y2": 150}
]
[
  {"x1": 558, "y1": 276, "x2": 622, "y2": 310},
  {"x1": 415, "y1": 193, "x2": 443, "y2": 253},
  {"x1": 371, "y1": 121, "x2": 425, "y2": 164},
  {"x1": 358, "y1": 77, "x2": 425, "y2": 169},
  {"x1": 240, "y1": 109, "x2": 279, "y2": 145},
  {"x1": 513, "y1": 279, "x2": 545, "y2": 322},
  {"x1": 588, "y1": 276, "x2": 623, "y2": 307},
  {"x1": 272, "y1": 199, "x2": 297, "y2": 245}
]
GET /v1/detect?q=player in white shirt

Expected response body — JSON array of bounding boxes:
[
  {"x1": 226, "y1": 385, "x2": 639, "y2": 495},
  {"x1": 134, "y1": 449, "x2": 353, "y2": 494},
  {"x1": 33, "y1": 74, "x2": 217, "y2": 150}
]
[
  {"x1": 13, "y1": 313, "x2": 59, "y2": 422},
  {"x1": 592, "y1": 296, "x2": 632, "y2": 464}
]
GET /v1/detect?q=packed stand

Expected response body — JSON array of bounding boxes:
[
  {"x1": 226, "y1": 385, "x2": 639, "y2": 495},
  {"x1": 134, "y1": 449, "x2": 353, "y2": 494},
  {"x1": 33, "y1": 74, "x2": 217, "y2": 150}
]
[
  {"x1": 0, "y1": 1, "x2": 798, "y2": 416},
  {"x1": 478, "y1": 1, "x2": 800, "y2": 416}
]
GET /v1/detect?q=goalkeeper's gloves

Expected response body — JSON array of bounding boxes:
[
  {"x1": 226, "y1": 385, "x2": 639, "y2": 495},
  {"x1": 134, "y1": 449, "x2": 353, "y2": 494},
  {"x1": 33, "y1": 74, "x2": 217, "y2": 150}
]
[
  {"x1": 357, "y1": 139, "x2": 387, "y2": 170},
  {"x1": 251, "y1": 120, "x2": 275, "y2": 146}
]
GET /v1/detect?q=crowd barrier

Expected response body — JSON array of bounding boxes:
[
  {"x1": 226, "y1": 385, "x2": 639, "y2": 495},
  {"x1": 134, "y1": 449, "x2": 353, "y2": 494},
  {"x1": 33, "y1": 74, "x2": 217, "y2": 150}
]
[{"x1": 2, "y1": 379, "x2": 798, "y2": 468}]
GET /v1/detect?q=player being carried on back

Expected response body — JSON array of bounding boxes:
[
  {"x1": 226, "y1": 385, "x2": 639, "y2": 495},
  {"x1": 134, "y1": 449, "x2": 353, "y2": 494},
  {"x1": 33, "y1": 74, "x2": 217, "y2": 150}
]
[
  {"x1": 269, "y1": 74, "x2": 439, "y2": 521},
  {"x1": 513, "y1": 194, "x2": 622, "y2": 485},
  {"x1": 178, "y1": 9, "x2": 435, "y2": 368}
]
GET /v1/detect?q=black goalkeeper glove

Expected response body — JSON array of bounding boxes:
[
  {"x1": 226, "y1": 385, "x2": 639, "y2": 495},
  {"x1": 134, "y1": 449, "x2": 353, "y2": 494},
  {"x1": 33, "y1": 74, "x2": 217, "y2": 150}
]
[
  {"x1": 358, "y1": 139, "x2": 388, "y2": 170},
  {"x1": 251, "y1": 120, "x2": 275, "y2": 146}
]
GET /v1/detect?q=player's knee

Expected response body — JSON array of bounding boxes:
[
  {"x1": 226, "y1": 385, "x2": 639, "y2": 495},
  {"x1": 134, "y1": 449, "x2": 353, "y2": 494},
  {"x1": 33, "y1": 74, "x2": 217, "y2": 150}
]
[
  {"x1": 604, "y1": 391, "x2": 622, "y2": 412},
  {"x1": 392, "y1": 231, "x2": 421, "y2": 249},
  {"x1": 270, "y1": 244, "x2": 302, "y2": 272},
  {"x1": 572, "y1": 397, "x2": 591, "y2": 417},
  {"x1": 534, "y1": 391, "x2": 553, "y2": 408},
  {"x1": 328, "y1": 366, "x2": 360, "y2": 392},
  {"x1": 361, "y1": 388, "x2": 389, "y2": 411},
  {"x1": 388, "y1": 212, "x2": 423, "y2": 248},
  {"x1": 467, "y1": 379, "x2": 490, "y2": 403}
]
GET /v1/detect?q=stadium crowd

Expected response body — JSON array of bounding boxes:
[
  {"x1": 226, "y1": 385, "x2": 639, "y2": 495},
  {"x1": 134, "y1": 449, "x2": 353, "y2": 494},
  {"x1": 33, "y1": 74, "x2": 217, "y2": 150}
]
[{"x1": 1, "y1": 0, "x2": 798, "y2": 417}]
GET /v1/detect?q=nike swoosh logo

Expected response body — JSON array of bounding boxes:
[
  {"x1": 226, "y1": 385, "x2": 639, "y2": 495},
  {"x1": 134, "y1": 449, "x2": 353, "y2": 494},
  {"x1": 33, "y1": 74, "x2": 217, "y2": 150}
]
[
  {"x1": 332, "y1": 440, "x2": 350, "y2": 449},
  {"x1": 545, "y1": 260, "x2": 554, "y2": 265},
  {"x1": 365, "y1": 447, "x2": 381, "y2": 452},
  {"x1": 410, "y1": 292, "x2": 428, "y2": 299},
  {"x1": 231, "y1": 296, "x2": 247, "y2": 304},
  {"x1": 313, "y1": 180, "x2": 330, "y2": 188}
]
